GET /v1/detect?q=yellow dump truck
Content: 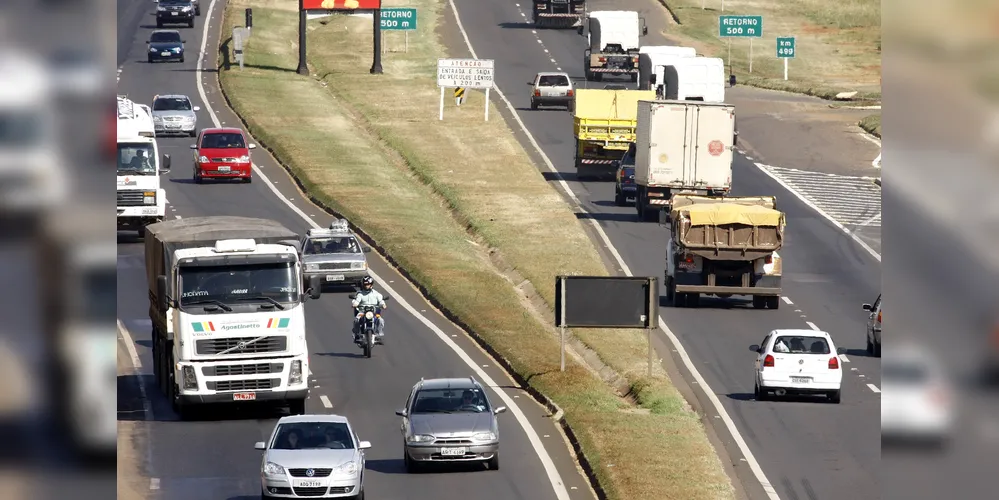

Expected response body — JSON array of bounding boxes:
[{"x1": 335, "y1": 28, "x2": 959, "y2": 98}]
[
  {"x1": 664, "y1": 194, "x2": 785, "y2": 309},
  {"x1": 572, "y1": 88, "x2": 656, "y2": 180}
]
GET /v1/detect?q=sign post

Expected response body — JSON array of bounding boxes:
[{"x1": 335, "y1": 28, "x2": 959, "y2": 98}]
[
  {"x1": 718, "y1": 15, "x2": 763, "y2": 75},
  {"x1": 436, "y1": 58, "x2": 495, "y2": 121},
  {"x1": 299, "y1": 0, "x2": 383, "y2": 76},
  {"x1": 380, "y1": 8, "x2": 417, "y2": 53},
  {"x1": 454, "y1": 87, "x2": 465, "y2": 106},
  {"x1": 776, "y1": 36, "x2": 795, "y2": 81}
]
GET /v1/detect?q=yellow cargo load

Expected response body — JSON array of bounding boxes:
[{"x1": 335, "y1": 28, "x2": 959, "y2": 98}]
[
  {"x1": 573, "y1": 89, "x2": 656, "y2": 141},
  {"x1": 674, "y1": 202, "x2": 784, "y2": 227}
]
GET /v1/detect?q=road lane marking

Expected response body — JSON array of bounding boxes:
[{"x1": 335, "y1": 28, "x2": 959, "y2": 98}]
[
  {"x1": 805, "y1": 321, "x2": 820, "y2": 331},
  {"x1": 446, "y1": 1, "x2": 780, "y2": 498},
  {"x1": 839, "y1": 355, "x2": 850, "y2": 363},
  {"x1": 867, "y1": 384, "x2": 881, "y2": 393},
  {"x1": 781, "y1": 296, "x2": 793, "y2": 305},
  {"x1": 149, "y1": 478, "x2": 160, "y2": 490},
  {"x1": 319, "y1": 395, "x2": 333, "y2": 408},
  {"x1": 196, "y1": 2, "x2": 571, "y2": 498}
]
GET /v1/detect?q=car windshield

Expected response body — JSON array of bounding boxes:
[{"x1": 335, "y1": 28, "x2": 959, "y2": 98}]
[
  {"x1": 411, "y1": 387, "x2": 490, "y2": 414},
  {"x1": 150, "y1": 32, "x2": 181, "y2": 43},
  {"x1": 117, "y1": 143, "x2": 157, "y2": 175},
  {"x1": 538, "y1": 75, "x2": 569, "y2": 87},
  {"x1": 303, "y1": 236, "x2": 359, "y2": 255},
  {"x1": 178, "y1": 262, "x2": 299, "y2": 308},
  {"x1": 883, "y1": 361, "x2": 929, "y2": 384},
  {"x1": 200, "y1": 132, "x2": 246, "y2": 149},
  {"x1": 160, "y1": 0, "x2": 189, "y2": 6},
  {"x1": 271, "y1": 422, "x2": 355, "y2": 450},
  {"x1": 773, "y1": 335, "x2": 830, "y2": 354},
  {"x1": 153, "y1": 97, "x2": 192, "y2": 111}
]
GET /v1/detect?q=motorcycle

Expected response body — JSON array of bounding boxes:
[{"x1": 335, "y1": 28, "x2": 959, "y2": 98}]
[{"x1": 349, "y1": 293, "x2": 390, "y2": 358}]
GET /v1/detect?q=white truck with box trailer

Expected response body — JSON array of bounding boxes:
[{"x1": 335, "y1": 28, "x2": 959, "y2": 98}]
[
  {"x1": 644, "y1": 56, "x2": 726, "y2": 102},
  {"x1": 633, "y1": 99, "x2": 737, "y2": 221},
  {"x1": 637, "y1": 46, "x2": 695, "y2": 92},
  {"x1": 117, "y1": 95, "x2": 170, "y2": 237},
  {"x1": 581, "y1": 10, "x2": 647, "y2": 81},
  {"x1": 665, "y1": 195, "x2": 784, "y2": 309},
  {"x1": 145, "y1": 216, "x2": 323, "y2": 419}
]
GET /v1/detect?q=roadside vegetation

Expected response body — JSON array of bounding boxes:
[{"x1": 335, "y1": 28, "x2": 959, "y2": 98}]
[
  {"x1": 659, "y1": 0, "x2": 881, "y2": 101},
  {"x1": 859, "y1": 113, "x2": 881, "y2": 138},
  {"x1": 217, "y1": 0, "x2": 733, "y2": 498}
]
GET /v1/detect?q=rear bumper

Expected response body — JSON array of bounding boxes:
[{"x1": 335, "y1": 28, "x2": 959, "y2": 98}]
[
  {"x1": 532, "y1": 95, "x2": 572, "y2": 106},
  {"x1": 760, "y1": 374, "x2": 841, "y2": 392}
]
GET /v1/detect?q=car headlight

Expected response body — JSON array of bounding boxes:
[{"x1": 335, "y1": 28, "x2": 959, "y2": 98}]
[
  {"x1": 184, "y1": 116, "x2": 196, "y2": 122},
  {"x1": 156, "y1": 6, "x2": 166, "y2": 11},
  {"x1": 236, "y1": 155, "x2": 250, "y2": 163},
  {"x1": 364, "y1": 311, "x2": 374, "y2": 320},
  {"x1": 262, "y1": 461, "x2": 285, "y2": 477},
  {"x1": 472, "y1": 432, "x2": 497, "y2": 442},
  {"x1": 149, "y1": 48, "x2": 157, "y2": 52},
  {"x1": 182, "y1": 5, "x2": 192, "y2": 11},
  {"x1": 198, "y1": 155, "x2": 209, "y2": 163},
  {"x1": 334, "y1": 460, "x2": 358, "y2": 476},
  {"x1": 172, "y1": 47, "x2": 182, "y2": 53},
  {"x1": 305, "y1": 263, "x2": 317, "y2": 271},
  {"x1": 408, "y1": 434, "x2": 435, "y2": 444},
  {"x1": 153, "y1": 115, "x2": 163, "y2": 122},
  {"x1": 350, "y1": 262, "x2": 366, "y2": 270}
]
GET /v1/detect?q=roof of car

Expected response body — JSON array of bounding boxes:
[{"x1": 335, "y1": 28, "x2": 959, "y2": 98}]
[
  {"x1": 771, "y1": 328, "x2": 832, "y2": 339},
  {"x1": 201, "y1": 127, "x2": 245, "y2": 135},
  {"x1": 151, "y1": 29, "x2": 181, "y2": 35},
  {"x1": 276, "y1": 414, "x2": 350, "y2": 424},
  {"x1": 536, "y1": 71, "x2": 570, "y2": 77},
  {"x1": 415, "y1": 377, "x2": 481, "y2": 391},
  {"x1": 153, "y1": 94, "x2": 189, "y2": 100}
]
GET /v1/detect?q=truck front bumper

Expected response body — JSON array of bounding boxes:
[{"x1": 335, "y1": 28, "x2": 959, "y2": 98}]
[
  {"x1": 117, "y1": 212, "x2": 164, "y2": 230},
  {"x1": 178, "y1": 387, "x2": 309, "y2": 405}
]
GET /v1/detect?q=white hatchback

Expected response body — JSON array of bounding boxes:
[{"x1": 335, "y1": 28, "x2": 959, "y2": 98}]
[{"x1": 750, "y1": 329, "x2": 845, "y2": 403}]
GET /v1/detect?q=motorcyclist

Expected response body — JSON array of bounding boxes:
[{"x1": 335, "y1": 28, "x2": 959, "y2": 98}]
[{"x1": 351, "y1": 276, "x2": 386, "y2": 342}]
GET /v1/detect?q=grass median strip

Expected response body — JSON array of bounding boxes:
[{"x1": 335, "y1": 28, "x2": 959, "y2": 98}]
[
  {"x1": 658, "y1": 0, "x2": 881, "y2": 101},
  {"x1": 859, "y1": 113, "x2": 881, "y2": 138},
  {"x1": 218, "y1": 1, "x2": 733, "y2": 498}
]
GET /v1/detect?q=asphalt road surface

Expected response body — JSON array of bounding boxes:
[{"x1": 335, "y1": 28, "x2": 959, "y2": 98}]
[
  {"x1": 115, "y1": 1, "x2": 593, "y2": 499},
  {"x1": 445, "y1": 1, "x2": 882, "y2": 499}
]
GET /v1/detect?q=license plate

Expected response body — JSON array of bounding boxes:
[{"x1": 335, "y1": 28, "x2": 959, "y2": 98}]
[
  {"x1": 217, "y1": 166, "x2": 230, "y2": 172},
  {"x1": 167, "y1": 124, "x2": 180, "y2": 128},
  {"x1": 142, "y1": 207, "x2": 158, "y2": 215},
  {"x1": 295, "y1": 480, "x2": 323, "y2": 488},
  {"x1": 161, "y1": 52, "x2": 171, "y2": 56},
  {"x1": 233, "y1": 392, "x2": 256, "y2": 401},
  {"x1": 790, "y1": 377, "x2": 810, "y2": 384},
  {"x1": 171, "y1": 11, "x2": 178, "y2": 15},
  {"x1": 678, "y1": 262, "x2": 696, "y2": 270},
  {"x1": 441, "y1": 447, "x2": 466, "y2": 456},
  {"x1": 326, "y1": 274, "x2": 345, "y2": 281}
]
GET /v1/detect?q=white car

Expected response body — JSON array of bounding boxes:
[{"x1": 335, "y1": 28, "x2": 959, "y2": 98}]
[
  {"x1": 255, "y1": 414, "x2": 371, "y2": 499},
  {"x1": 750, "y1": 329, "x2": 845, "y2": 403},
  {"x1": 881, "y1": 344, "x2": 953, "y2": 446}
]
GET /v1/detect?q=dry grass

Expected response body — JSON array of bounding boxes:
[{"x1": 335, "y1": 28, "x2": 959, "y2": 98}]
[
  {"x1": 659, "y1": 0, "x2": 881, "y2": 100},
  {"x1": 217, "y1": 1, "x2": 733, "y2": 499},
  {"x1": 859, "y1": 113, "x2": 881, "y2": 138}
]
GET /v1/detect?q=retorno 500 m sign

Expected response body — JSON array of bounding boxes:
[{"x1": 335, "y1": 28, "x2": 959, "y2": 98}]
[{"x1": 301, "y1": 0, "x2": 382, "y2": 10}]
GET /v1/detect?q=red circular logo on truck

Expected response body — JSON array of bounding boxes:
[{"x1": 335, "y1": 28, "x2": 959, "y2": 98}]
[{"x1": 708, "y1": 140, "x2": 725, "y2": 156}]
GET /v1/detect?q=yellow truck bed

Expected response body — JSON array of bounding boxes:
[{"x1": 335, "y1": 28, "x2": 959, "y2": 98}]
[{"x1": 573, "y1": 89, "x2": 656, "y2": 144}]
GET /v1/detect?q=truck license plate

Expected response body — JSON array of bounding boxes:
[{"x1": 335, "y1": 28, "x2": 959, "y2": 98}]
[
  {"x1": 790, "y1": 377, "x2": 810, "y2": 384},
  {"x1": 233, "y1": 392, "x2": 256, "y2": 401},
  {"x1": 326, "y1": 274, "x2": 345, "y2": 281},
  {"x1": 217, "y1": 166, "x2": 230, "y2": 172},
  {"x1": 441, "y1": 447, "x2": 466, "y2": 456},
  {"x1": 295, "y1": 480, "x2": 323, "y2": 488}
]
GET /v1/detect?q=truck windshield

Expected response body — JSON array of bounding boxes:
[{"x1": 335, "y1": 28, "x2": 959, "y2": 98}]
[
  {"x1": 118, "y1": 143, "x2": 157, "y2": 175},
  {"x1": 178, "y1": 262, "x2": 299, "y2": 307}
]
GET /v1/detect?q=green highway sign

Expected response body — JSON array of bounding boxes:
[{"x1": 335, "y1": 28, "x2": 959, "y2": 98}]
[
  {"x1": 719, "y1": 15, "x2": 763, "y2": 38},
  {"x1": 381, "y1": 8, "x2": 417, "y2": 31},
  {"x1": 776, "y1": 36, "x2": 795, "y2": 58}
]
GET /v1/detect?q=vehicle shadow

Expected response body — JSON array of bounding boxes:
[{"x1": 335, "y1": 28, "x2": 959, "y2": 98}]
[
  {"x1": 138, "y1": 24, "x2": 160, "y2": 29},
  {"x1": 726, "y1": 392, "x2": 837, "y2": 404},
  {"x1": 364, "y1": 459, "x2": 407, "y2": 475},
  {"x1": 541, "y1": 171, "x2": 577, "y2": 182},
  {"x1": 315, "y1": 352, "x2": 367, "y2": 359},
  {"x1": 117, "y1": 232, "x2": 143, "y2": 244},
  {"x1": 574, "y1": 211, "x2": 635, "y2": 223},
  {"x1": 497, "y1": 22, "x2": 535, "y2": 29},
  {"x1": 169, "y1": 178, "x2": 198, "y2": 184},
  {"x1": 843, "y1": 348, "x2": 875, "y2": 359},
  {"x1": 658, "y1": 295, "x2": 749, "y2": 310},
  {"x1": 726, "y1": 393, "x2": 755, "y2": 402}
]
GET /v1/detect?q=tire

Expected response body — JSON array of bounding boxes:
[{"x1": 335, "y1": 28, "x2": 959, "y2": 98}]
[
  {"x1": 196, "y1": 7, "x2": 201, "y2": 16},
  {"x1": 188, "y1": 20, "x2": 195, "y2": 28},
  {"x1": 194, "y1": 170, "x2": 202, "y2": 184},
  {"x1": 614, "y1": 189, "x2": 625, "y2": 206},
  {"x1": 363, "y1": 333, "x2": 372, "y2": 358},
  {"x1": 752, "y1": 296, "x2": 766, "y2": 309},
  {"x1": 487, "y1": 453, "x2": 499, "y2": 470},
  {"x1": 687, "y1": 293, "x2": 700, "y2": 308},
  {"x1": 594, "y1": 72, "x2": 603, "y2": 82},
  {"x1": 672, "y1": 290, "x2": 686, "y2": 308},
  {"x1": 767, "y1": 296, "x2": 780, "y2": 309},
  {"x1": 189, "y1": 129, "x2": 197, "y2": 137},
  {"x1": 866, "y1": 336, "x2": 874, "y2": 355},
  {"x1": 287, "y1": 399, "x2": 306, "y2": 415},
  {"x1": 567, "y1": 101, "x2": 575, "y2": 113},
  {"x1": 828, "y1": 390, "x2": 842, "y2": 404},
  {"x1": 755, "y1": 382, "x2": 767, "y2": 401},
  {"x1": 665, "y1": 277, "x2": 674, "y2": 301},
  {"x1": 530, "y1": 99, "x2": 538, "y2": 110},
  {"x1": 148, "y1": 56, "x2": 154, "y2": 63},
  {"x1": 630, "y1": 73, "x2": 638, "y2": 83},
  {"x1": 404, "y1": 451, "x2": 420, "y2": 473},
  {"x1": 873, "y1": 339, "x2": 881, "y2": 358},
  {"x1": 243, "y1": 175, "x2": 252, "y2": 183},
  {"x1": 179, "y1": 55, "x2": 185, "y2": 63}
]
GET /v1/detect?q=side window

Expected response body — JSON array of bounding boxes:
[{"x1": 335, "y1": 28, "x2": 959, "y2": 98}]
[
  {"x1": 872, "y1": 294, "x2": 881, "y2": 310},
  {"x1": 405, "y1": 387, "x2": 416, "y2": 412},
  {"x1": 759, "y1": 333, "x2": 772, "y2": 352}
]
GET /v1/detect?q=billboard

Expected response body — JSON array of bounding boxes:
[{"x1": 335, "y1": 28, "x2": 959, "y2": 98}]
[{"x1": 302, "y1": 0, "x2": 382, "y2": 10}]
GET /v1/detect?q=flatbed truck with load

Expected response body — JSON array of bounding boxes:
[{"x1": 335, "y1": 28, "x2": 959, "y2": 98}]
[
  {"x1": 634, "y1": 99, "x2": 737, "y2": 221},
  {"x1": 664, "y1": 194, "x2": 784, "y2": 309},
  {"x1": 145, "y1": 216, "x2": 323, "y2": 419},
  {"x1": 573, "y1": 88, "x2": 656, "y2": 180},
  {"x1": 580, "y1": 10, "x2": 647, "y2": 81},
  {"x1": 533, "y1": 0, "x2": 585, "y2": 28}
]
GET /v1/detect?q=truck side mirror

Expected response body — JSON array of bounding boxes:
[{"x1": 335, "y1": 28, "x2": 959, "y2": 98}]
[
  {"x1": 161, "y1": 153, "x2": 171, "y2": 173},
  {"x1": 641, "y1": 20, "x2": 648, "y2": 36},
  {"x1": 749, "y1": 344, "x2": 761, "y2": 353},
  {"x1": 733, "y1": 130, "x2": 739, "y2": 146},
  {"x1": 156, "y1": 275, "x2": 169, "y2": 310}
]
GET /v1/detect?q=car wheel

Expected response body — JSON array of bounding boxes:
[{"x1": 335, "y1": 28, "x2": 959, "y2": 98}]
[
  {"x1": 404, "y1": 450, "x2": 420, "y2": 473},
  {"x1": 866, "y1": 336, "x2": 874, "y2": 356},
  {"x1": 194, "y1": 171, "x2": 202, "y2": 184},
  {"x1": 754, "y1": 382, "x2": 767, "y2": 401},
  {"x1": 487, "y1": 453, "x2": 499, "y2": 470},
  {"x1": 567, "y1": 101, "x2": 575, "y2": 113},
  {"x1": 244, "y1": 175, "x2": 252, "y2": 183},
  {"x1": 148, "y1": 56, "x2": 154, "y2": 63},
  {"x1": 873, "y1": 339, "x2": 881, "y2": 358},
  {"x1": 156, "y1": 21, "x2": 163, "y2": 28},
  {"x1": 767, "y1": 296, "x2": 780, "y2": 309},
  {"x1": 614, "y1": 189, "x2": 625, "y2": 206},
  {"x1": 189, "y1": 129, "x2": 197, "y2": 138},
  {"x1": 827, "y1": 390, "x2": 841, "y2": 404},
  {"x1": 188, "y1": 20, "x2": 195, "y2": 28},
  {"x1": 752, "y1": 296, "x2": 766, "y2": 309},
  {"x1": 530, "y1": 99, "x2": 538, "y2": 110},
  {"x1": 179, "y1": 55, "x2": 185, "y2": 63}
]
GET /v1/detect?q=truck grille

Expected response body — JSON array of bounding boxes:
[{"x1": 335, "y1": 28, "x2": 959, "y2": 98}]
[
  {"x1": 195, "y1": 336, "x2": 287, "y2": 355},
  {"x1": 117, "y1": 190, "x2": 147, "y2": 207},
  {"x1": 316, "y1": 262, "x2": 352, "y2": 270},
  {"x1": 202, "y1": 363, "x2": 282, "y2": 376},
  {"x1": 289, "y1": 468, "x2": 332, "y2": 478},
  {"x1": 206, "y1": 378, "x2": 279, "y2": 391}
]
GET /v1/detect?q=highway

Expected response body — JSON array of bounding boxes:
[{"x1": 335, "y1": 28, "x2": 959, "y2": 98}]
[
  {"x1": 446, "y1": 0, "x2": 882, "y2": 499},
  {"x1": 115, "y1": 1, "x2": 593, "y2": 499}
]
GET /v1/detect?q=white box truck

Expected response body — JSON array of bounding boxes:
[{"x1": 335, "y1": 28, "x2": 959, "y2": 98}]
[
  {"x1": 145, "y1": 216, "x2": 323, "y2": 419},
  {"x1": 637, "y1": 46, "x2": 695, "y2": 92},
  {"x1": 645, "y1": 56, "x2": 726, "y2": 102},
  {"x1": 117, "y1": 95, "x2": 170, "y2": 237},
  {"x1": 633, "y1": 100, "x2": 736, "y2": 221},
  {"x1": 581, "y1": 10, "x2": 647, "y2": 81}
]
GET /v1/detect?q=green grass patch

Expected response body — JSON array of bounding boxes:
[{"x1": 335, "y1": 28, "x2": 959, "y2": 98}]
[{"x1": 859, "y1": 113, "x2": 881, "y2": 138}]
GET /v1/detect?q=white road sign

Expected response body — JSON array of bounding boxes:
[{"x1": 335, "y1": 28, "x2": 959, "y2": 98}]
[{"x1": 437, "y1": 58, "x2": 495, "y2": 89}]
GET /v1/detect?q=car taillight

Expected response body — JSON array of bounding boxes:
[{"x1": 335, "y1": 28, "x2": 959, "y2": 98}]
[
  {"x1": 764, "y1": 255, "x2": 773, "y2": 264},
  {"x1": 684, "y1": 254, "x2": 694, "y2": 264},
  {"x1": 877, "y1": 311, "x2": 881, "y2": 323},
  {"x1": 828, "y1": 357, "x2": 839, "y2": 369},
  {"x1": 763, "y1": 354, "x2": 774, "y2": 367},
  {"x1": 598, "y1": 57, "x2": 606, "y2": 63},
  {"x1": 534, "y1": 89, "x2": 540, "y2": 96},
  {"x1": 567, "y1": 89, "x2": 574, "y2": 97}
]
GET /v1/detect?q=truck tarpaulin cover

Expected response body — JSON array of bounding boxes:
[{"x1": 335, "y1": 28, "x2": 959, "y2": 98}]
[
  {"x1": 675, "y1": 202, "x2": 785, "y2": 227},
  {"x1": 301, "y1": 0, "x2": 381, "y2": 10}
]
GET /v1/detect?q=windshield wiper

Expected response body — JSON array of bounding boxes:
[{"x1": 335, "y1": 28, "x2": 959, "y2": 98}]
[
  {"x1": 415, "y1": 409, "x2": 454, "y2": 414},
  {"x1": 182, "y1": 299, "x2": 233, "y2": 312},
  {"x1": 234, "y1": 295, "x2": 286, "y2": 310}
]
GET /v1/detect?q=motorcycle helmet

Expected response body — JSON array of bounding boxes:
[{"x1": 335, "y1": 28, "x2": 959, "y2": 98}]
[{"x1": 361, "y1": 276, "x2": 374, "y2": 290}]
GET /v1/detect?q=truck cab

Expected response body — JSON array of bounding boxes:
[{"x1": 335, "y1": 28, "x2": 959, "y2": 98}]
[
  {"x1": 581, "y1": 10, "x2": 647, "y2": 82},
  {"x1": 117, "y1": 95, "x2": 171, "y2": 236}
]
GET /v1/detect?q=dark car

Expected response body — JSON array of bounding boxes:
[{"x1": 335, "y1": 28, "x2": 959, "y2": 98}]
[
  {"x1": 156, "y1": 0, "x2": 196, "y2": 28},
  {"x1": 614, "y1": 144, "x2": 637, "y2": 206},
  {"x1": 147, "y1": 30, "x2": 185, "y2": 63}
]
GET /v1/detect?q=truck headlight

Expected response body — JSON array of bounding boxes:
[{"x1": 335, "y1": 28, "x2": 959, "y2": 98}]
[
  {"x1": 143, "y1": 191, "x2": 156, "y2": 205},
  {"x1": 305, "y1": 263, "x2": 317, "y2": 271},
  {"x1": 289, "y1": 360, "x2": 303, "y2": 385},
  {"x1": 181, "y1": 365, "x2": 197, "y2": 390},
  {"x1": 262, "y1": 461, "x2": 285, "y2": 477},
  {"x1": 350, "y1": 262, "x2": 366, "y2": 270}
]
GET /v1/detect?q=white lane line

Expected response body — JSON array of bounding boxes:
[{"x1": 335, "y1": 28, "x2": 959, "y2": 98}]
[
  {"x1": 149, "y1": 478, "x2": 160, "y2": 490},
  {"x1": 196, "y1": 2, "x2": 570, "y2": 499},
  {"x1": 781, "y1": 296, "x2": 793, "y2": 305},
  {"x1": 446, "y1": 1, "x2": 779, "y2": 498},
  {"x1": 174, "y1": 215, "x2": 182, "y2": 219},
  {"x1": 754, "y1": 162, "x2": 881, "y2": 262},
  {"x1": 805, "y1": 321, "x2": 820, "y2": 331},
  {"x1": 839, "y1": 354, "x2": 850, "y2": 363},
  {"x1": 119, "y1": 319, "x2": 143, "y2": 369},
  {"x1": 319, "y1": 395, "x2": 333, "y2": 408},
  {"x1": 118, "y1": 320, "x2": 154, "y2": 421},
  {"x1": 858, "y1": 132, "x2": 881, "y2": 147},
  {"x1": 867, "y1": 384, "x2": 881, "y2": 393}
]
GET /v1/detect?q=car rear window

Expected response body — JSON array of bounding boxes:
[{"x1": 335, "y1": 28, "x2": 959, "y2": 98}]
[
  {"x1": 773, "y1": 335, "x2": 830, "y2": 354},
  {"x1": 201, "y1": 132, "x2": 246, "y2": 149},
  {"x1": 538, "y1": 75, "x2": 569, "y2": 87}
]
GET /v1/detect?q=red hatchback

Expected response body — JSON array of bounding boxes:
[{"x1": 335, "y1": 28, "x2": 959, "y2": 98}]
[{"x1": 190, "y1": 127, "x2": 256, "y2": 183}]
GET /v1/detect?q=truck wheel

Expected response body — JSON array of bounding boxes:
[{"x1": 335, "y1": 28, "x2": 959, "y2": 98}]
[
  {"x1": 567, "y1": 101, "x2": 574, "y2": 113},
  {"x1": 752, "y1": 296, "x2": 766, "y2": 309},
  {"x1": 688, "y1": 294, "x2": 700, "y2": 308},
  {"x1": 288, "y1": 399, "x2": 307, "y2": 415},
  {"x1": 665, "y1": 277, "x2": 674, "y2": 300},
  {"x1": 630, "y1": 73, "x2": 638, "y2": 83},
  {"x1": 767, "y1": 296, "x2": 780, "y2": 309},
  {"x1": 594, "y1": 72, "x2": 603, "y2": 82},
  {"x1": 672, "y1": 291, "x2": 685, "y2": 308}
]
